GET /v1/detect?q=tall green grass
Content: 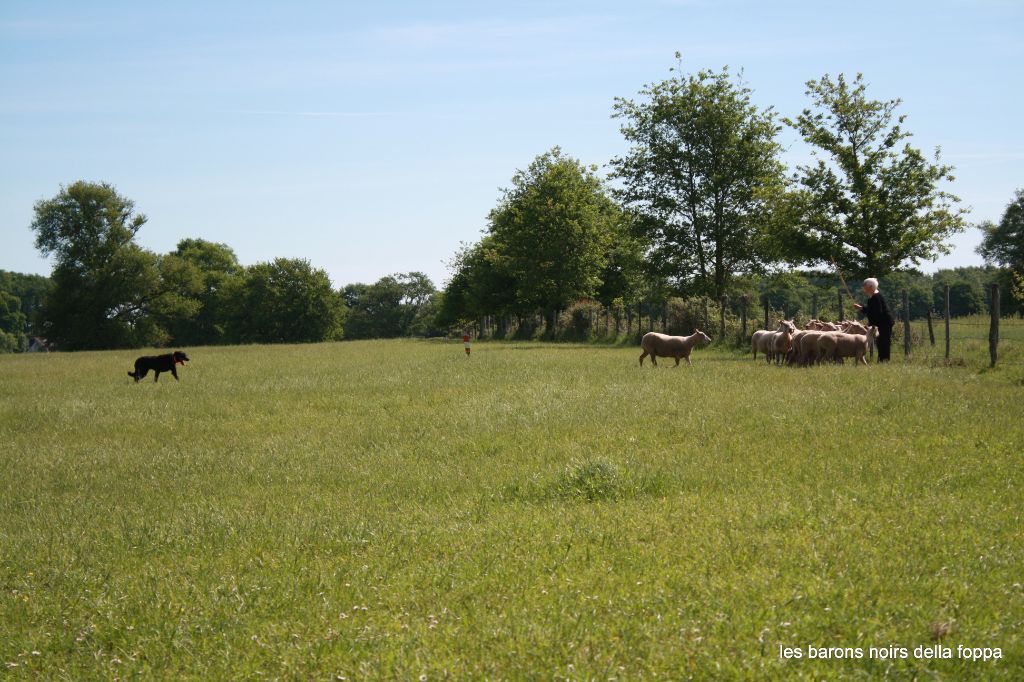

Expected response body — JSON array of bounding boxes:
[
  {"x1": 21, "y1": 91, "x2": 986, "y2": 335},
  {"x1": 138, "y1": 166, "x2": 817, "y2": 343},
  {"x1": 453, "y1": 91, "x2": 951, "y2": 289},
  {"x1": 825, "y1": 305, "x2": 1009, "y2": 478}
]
[{"x1": 1, "y1": 340, "x2": 1021, "y2": 678}]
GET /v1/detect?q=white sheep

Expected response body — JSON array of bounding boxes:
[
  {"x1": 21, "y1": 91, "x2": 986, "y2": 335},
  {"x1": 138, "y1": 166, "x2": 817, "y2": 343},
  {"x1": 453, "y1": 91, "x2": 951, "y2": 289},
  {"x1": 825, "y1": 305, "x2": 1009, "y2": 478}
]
[
  {"x1": 841, "y1": 320, "x2": 869, "y2": 335},
  {"x1": 785, "y1": 330, "x2": 807, "y2": 365},
  {"x1": 797, "y1": 330, "x2": 829, "y2": 366},
  {"x1": 817, "y1": 327, "x2": 877, "y2": 365},
  {"x1": 751, "y1": 329, "x2": 774, "y2": 362},
  {"x1": 769, "y1": 320, "x2": 797, "y2": 365},
  {"x1": 640, "y1": 329, "x2": 712, "y2": 367},
  {"x1": 752, "y1": 320, "x2": 795, "y2": 363}
]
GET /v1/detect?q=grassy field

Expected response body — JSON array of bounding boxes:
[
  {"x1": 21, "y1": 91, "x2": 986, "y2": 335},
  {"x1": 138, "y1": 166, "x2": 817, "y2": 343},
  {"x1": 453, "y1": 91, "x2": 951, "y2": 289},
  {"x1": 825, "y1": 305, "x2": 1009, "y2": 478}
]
[{"x1": 1, "y1": 339, "x2": 1022, "y2": 679}]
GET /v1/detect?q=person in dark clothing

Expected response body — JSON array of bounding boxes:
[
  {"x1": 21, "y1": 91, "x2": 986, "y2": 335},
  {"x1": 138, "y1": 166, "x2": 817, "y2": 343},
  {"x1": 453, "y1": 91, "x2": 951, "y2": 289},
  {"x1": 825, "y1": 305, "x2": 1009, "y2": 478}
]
[{"x1": 853, "y1": 278, "x2": 895, "y2": 362}]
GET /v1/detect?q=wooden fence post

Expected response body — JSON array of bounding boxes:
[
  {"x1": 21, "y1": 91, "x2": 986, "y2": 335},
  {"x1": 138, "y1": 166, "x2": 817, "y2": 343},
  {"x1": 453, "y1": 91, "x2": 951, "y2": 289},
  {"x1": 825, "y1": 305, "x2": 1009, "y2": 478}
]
[
  {"x1": 741, "y1": 295, "x2": 748, "y2": 344},
  {"x1": 990, "y1": 283, "x2": 1000, "y2": 368},
  {"x1": 944, "y1": 285, "x2": 951, "y2": 361},
  {"x1": 903, "y1": 289, "x2": 911, "y2": 358},
  {"x1": 926, "y1": 308, "x2": 935, "y2": 346},
  {"x1": 719, "y1": 296, "x2": 727, "y2": 342},
  {"x1": 763, "y1": 299, "x2": 769, "y2": 330},
  {"x1": 837, "y1": 288, "x2": 844, "y2": 322}
]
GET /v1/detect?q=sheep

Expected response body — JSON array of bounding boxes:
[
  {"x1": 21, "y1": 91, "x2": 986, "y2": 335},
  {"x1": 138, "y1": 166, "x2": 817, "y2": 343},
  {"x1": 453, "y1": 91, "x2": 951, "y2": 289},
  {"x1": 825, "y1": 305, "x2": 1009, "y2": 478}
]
[
  {"x1": 841, "y1": 320, "x2": 869, "y2": 335},
  {"x1": 640, "y1": 329, "x2": 712, "y2": 367},
  {"x1": 786, "y1": 330, "x2": 807, "y2": 365},
  {"x1": 805, "y1": 319, "x2": 841, "y2": 332},
  {"x1": 752, "y1": 320, "x2": 795, "y2": 363},
  {"x1": 817, "y1": 327, "x2": 877, "y2": 365},
  {"x1": 768, "y1": 320, "x2": 797, "y2": 365},
  {"x1": 751, "y1": 329, "x2": 774, "y2": 362},
  {"x1": 797, "y1": 330, "x2": 829, "y2": 366}
]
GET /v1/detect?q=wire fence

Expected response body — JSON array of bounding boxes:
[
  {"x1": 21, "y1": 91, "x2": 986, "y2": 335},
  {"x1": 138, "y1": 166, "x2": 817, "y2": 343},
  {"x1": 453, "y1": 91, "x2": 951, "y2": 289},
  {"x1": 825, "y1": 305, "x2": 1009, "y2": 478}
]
[
  {"x1": 891, "y1": 284, "x2": 1022, "y2": 369},
  {"x1": 465, "y1": 284, "x2": 1023, "y2": 369}
]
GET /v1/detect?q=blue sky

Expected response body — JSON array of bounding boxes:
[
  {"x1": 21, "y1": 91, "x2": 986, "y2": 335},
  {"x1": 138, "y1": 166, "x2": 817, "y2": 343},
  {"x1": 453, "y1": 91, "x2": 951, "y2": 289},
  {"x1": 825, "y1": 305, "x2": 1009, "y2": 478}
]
[{"x1": 2, "y1": 0, "x2": 1021, "y2": 289}]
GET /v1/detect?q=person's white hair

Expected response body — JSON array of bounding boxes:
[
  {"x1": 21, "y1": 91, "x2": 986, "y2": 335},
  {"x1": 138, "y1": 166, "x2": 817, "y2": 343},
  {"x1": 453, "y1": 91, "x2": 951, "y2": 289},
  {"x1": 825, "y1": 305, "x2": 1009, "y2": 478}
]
[{"x1": 863, "y1": 278, "x2": 879, "y2": 292}]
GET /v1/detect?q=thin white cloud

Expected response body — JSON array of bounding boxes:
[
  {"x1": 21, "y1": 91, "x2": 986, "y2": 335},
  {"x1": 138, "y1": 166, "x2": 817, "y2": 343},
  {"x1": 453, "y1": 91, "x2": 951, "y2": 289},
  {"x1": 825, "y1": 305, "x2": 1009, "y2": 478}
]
[
  {"x1": 226, "y1": 109, "x2": 399, "y2": 118},
  {"x1": 367, "y1": 15, "x2": 616, "y2": 48},
  {"x1": 944, "y1": 152, "x2": 1024, "y2": 161}
]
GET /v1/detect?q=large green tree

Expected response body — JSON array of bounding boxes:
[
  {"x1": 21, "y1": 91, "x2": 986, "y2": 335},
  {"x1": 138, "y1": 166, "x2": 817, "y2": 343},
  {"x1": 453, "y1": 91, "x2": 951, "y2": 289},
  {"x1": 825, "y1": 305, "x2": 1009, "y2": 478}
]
[
  {"x1": 611, "y1": 61, "x2": 786, "y2": 299},
  {"x1": 437, "y1": 237, "x2": 518, "y2": 329},
  {"x1": 30, "y1": 181, "x2": 166, "y2": 349},
  {"x1": 487, "y1": 147, "x2": 621, "y2": 329},
  {"x1": 342, "y1": 272, "x2": 438, "y2": 339},
  {"x1": 160, "y1": 239, "x2": 244, "y2": 345},
  {"x1": 783, "y1": 73, "x2": 967, "y2": 278},
  {"x1": 0, "y1": 290, "x2": 27, "y2": 352},
  {"x1": 977, "y1": 189, "x2": 1024, "y2": 273},
  {"x1": 227, "y1": 258, "x2": 344, "y2": 344},
  {"x1": 0, "y1": 271, "x2": 52, "y2": 334}
]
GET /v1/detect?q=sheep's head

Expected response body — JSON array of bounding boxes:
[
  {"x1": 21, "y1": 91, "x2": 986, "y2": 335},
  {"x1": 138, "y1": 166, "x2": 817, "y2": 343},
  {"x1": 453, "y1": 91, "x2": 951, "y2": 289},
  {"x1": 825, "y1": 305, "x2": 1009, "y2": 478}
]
[
  {"x1": 781, "y1": 320, "x2": 797, "y2": 334},
  {"x1": 693, "y1": 329, "x2": 712, "y2": 345}
]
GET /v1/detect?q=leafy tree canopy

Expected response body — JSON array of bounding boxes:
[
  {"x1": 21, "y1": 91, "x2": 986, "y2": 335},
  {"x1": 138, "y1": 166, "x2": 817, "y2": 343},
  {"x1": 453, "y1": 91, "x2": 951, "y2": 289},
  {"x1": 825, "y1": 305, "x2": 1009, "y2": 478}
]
[
  {"x1": 977, "y1": 189, "x2": 1024, "y2": 273},
  {"x1": 228, "y1": 258, "x2": 344, "y2": 344},
  {"x1": 611, "y1": 60, "x2": 786, "y2": 299},
  {"x1": 782, "y1": 73, "x2": 967, "y2": 278},
  {"x1": 30, "y1": 182, "x2": 165, "y2": 349},
  {"x1": 488, "y1": 147, "x2": 620, "y2": 316}
]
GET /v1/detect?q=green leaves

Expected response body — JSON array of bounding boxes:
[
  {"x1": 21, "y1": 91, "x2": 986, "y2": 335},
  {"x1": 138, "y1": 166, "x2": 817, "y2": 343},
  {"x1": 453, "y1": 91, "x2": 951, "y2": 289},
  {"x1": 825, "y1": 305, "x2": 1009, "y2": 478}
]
[
  {"x1": 784, "y1": 73, "x2": 968, "y2": 278},
  {"x1": 443, "y1": 148, "x2": 626, "y2": 325},
  {"x1": 611, "y1": 65, "x2": 785, "y2": 298},
  {"x1": 489, "y1": 148, "x2": 619, "y2": 313},
  {"x1": 342, "y1": 272, "x2": 438, "y2": 340},
  {"x1": 977, "y1": 189, "x2": 1024, "y2": 273},
  {"x1": 229, "y1": 258, "x2": 345, "y2": 344},
  {"x1": 29, "y1": 183, "x2": 165, "y2": 349},
  {"x1": 31, "y1": 181, "x2": 147, "y2": 273}
]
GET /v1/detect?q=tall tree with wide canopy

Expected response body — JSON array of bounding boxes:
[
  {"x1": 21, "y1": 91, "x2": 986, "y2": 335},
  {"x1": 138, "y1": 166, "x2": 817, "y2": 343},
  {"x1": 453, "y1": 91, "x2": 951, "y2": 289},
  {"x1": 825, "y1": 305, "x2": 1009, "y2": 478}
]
[
  {"x1": 783, "y1": 73, "x2": 967, "y2": 278},
  {"x1": 160, "y1": 238, "x2": 244, "y2": 345},
  {"x1": 611, "y1": 61, "x2": 786, "y2": 299},
  {"x1": 977, "y1": 189, "x2": 1024, "y2": 272},
  {"x1": 30, "y1": 181, "x2": 164, "y2": 349},
  {"x1": 487, "y1": 147, "x2": 620, "y2": 329},
  {"x1": 227, "y1": 258, "x2": 344, "y2": 344},
  {"x1": 342, "y1": 272, "x2": 437, "y2": 339},
  {"x1": 437, "y1": 237, "x2": 518, "y2": 328}
]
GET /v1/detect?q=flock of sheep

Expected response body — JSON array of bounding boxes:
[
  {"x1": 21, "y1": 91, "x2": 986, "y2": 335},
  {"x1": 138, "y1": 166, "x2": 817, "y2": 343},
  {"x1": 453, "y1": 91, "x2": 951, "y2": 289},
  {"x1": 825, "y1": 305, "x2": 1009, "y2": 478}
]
[
  {"x1": 752, "y1": 319, "x2": 877, "y2": 366},
  {"x1": 637, "y1": 319, "x2": 877, "y2": 367}
]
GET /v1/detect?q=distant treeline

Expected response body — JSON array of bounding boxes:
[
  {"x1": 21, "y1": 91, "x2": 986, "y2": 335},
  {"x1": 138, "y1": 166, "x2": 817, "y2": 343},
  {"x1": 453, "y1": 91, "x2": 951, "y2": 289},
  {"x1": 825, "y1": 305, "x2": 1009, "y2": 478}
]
[
  {"x1": 1, "y1": 263, "x2": 1016, "y2": 353},
  {"x1": 0, "y1": 257, "x2": 440, "y2": 352}
]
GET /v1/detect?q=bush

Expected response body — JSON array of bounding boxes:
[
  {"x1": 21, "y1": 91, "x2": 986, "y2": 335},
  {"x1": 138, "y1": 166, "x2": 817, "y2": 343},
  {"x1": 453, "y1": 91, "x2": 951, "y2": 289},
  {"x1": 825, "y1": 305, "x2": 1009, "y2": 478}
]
[{"x1": 557, "y1": 299, "x2": 605, "y2": 341}]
